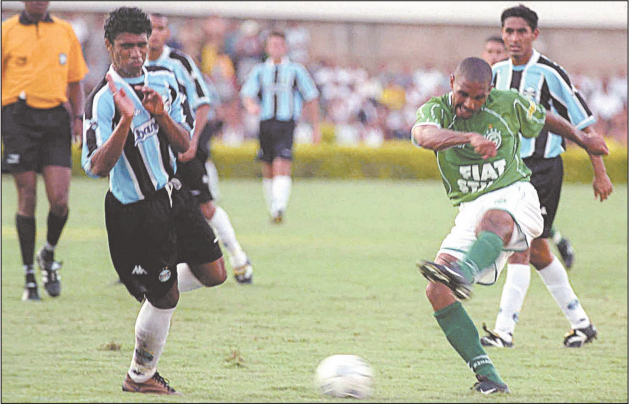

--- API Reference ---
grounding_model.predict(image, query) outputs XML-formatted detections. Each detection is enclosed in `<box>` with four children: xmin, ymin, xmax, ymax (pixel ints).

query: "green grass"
<box><xmin>1</xmin><ymin>175</ymin><xmax>627</xmax><ymax>403</ymax></box>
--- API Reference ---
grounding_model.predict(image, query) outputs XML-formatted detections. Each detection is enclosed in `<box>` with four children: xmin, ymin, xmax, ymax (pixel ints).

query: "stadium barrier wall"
<box><xmin>70</xmin><ymin>140</ymin><xmax>627</xmax><ymax>183</ymax></box>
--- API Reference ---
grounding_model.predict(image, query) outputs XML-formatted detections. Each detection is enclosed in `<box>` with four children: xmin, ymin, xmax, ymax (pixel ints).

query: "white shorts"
<box><xmin>437</xmin><ymin>181</ymin><xmax>543</xmax><ymax>285</ymax></box>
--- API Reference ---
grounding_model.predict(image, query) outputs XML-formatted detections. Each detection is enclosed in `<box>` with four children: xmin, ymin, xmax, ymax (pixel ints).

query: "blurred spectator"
<box><xmin>201</xmin><ymin>15</ymin><xmax>227</xmax><ymax>76</ymax></box>
<box><xmin>234</xmin><ymin>20</ymin><xmax>264</xmax><ymax>84</ymax></box>
<box><xmin>590</xmin><ymin>76</ymin><xmax>625</xmax><ymax>135</ymax></box>
<box><xmin>285</xmin><ymin>21</ymin><xmax>310</xmax><ymax>64</ymax></box>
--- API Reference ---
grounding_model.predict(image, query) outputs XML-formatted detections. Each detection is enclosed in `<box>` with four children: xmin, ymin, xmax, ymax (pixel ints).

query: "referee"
<box><xmin>2</xmin><ymin>1</ymin><xmax>88</xmax><ymax>301</ymax></box>
<box><xmin>240</xmin><ymin>29</ymin><xmax>320</xmax><ymax>224</ymax></box>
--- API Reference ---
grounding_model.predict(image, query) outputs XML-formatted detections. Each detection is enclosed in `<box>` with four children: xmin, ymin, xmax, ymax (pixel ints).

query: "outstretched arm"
<box><xmin>583</xmin><ymin>126</ymin><xmax>613</xmax><ymax>202</ymax></box>
<box><xmin>412</xmin><ymin>125</ymin><xmax>497</xmax><ymax>160</ymax></box>
<box><xmin>543</xmin><ymin>112</ymin><xmax>608</xmax><ymax>156</ymax></box>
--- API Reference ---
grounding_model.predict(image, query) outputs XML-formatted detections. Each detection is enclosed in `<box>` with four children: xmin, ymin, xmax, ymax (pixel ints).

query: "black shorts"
<box><xmin>105</xmin><ymin>181</ymin><xmax>222</xmax><ymax>302</ymax></box>
<box><xmin>198</xmin><ymin>120</ymin><xmax>223</xmax><ymax>158</ymax></box>
<box><xmin>256</xmin><ymin>119</ymin><xmax>296</xmax><ymax>163</ymax></box>
<box><xmin>175</xmin><ymin>157</ymin><xmax>213</xmax><ymax>204</ymax></box>
<box><xmin>524</xmin><ymin>156</ymin><xmax>563</xmax><ymax>239</ymax></box>
<box><xmin>1</xmin><ymin>101</ymin><xmax>72</xmax><ymax>173</ymax></box>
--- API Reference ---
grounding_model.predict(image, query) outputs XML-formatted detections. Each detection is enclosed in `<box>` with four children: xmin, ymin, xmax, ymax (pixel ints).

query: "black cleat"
<box><xmin>480</xmin><ymin>323</ymin><xmax>514</xmax><ymax>348</ymax></box>
<box><xmin>564</xmin><ymin>324</ymin><xmax>597</xmax><ymax>348</ymax></box>
<box><xmin>471</xmin><ymin>375</ymin><xmax>511</xmax><ymax>394</ymax></box>
<box><xmin>21</xmin><ymin>281</ymin><xmax>41</xmax><ymax>302</ymax></box>
<box><xmin>417</xmin><ymin>260</ymin><xmax>472</xmax><ymax>300</ymax></box>
<box><xmin>556</xmin><ymin>238</ymin><xmax>575</xmax><ymax>269</ymax></box>
<box><xmin>36</xmin><ymin>248</ymin><xmax>62</xmax><ymax>297</ymax></box>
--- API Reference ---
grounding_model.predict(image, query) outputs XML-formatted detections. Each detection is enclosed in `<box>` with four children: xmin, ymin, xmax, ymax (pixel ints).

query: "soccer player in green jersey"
<box><xmin>412</xmin><ymin>57</ymin><xmax>608</xmax><ymax>394</ymax></box>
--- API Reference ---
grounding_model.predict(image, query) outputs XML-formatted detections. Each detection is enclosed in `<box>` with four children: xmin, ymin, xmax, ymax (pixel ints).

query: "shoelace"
<box><xmin>152</xmin><ymin>372</ymin><xmax>176</xmax><ymax>393</ymax></box>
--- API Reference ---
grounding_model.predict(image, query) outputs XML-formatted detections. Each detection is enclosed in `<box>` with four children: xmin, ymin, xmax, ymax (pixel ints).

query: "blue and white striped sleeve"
<box><xmin>295</xmin><ymin>64</ymin><xmax>319</xmax><ymax>102</ymax></box>
<box><xmin>546</xmin><ymin>68</ymin><xmax>596</xmax><ymax>130</ymax></box>
<box><xmin>240</xmin><ymin>64</ymin><xmax>262</xmax><ymax>99</ymax></box>
<box><xmin>182</xmin><ymin>54</ymin><xmax>211</xmax><ymax>111</ymax></box>
<box><xmin>82</xmin><ymin>89</ymin><xmax>115</xmax><ymax>178</ymax></box>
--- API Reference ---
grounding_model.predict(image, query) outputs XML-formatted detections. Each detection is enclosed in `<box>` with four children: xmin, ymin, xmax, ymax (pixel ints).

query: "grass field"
<box><xmin>1</xmin><ymin>175</ymin><xmax>627</xmax><ymax>403</ymax></box>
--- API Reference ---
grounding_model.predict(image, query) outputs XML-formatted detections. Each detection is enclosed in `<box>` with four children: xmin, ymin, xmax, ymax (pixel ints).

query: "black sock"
<box><xmin>16</xmin><ymin>214</ymin><xmax>36</xmax><ymax>267</ymax></box>
<box><xmin>47</xmin><ymin>210</ymin><xmax>69</xmax><ymax>248</ymax></box>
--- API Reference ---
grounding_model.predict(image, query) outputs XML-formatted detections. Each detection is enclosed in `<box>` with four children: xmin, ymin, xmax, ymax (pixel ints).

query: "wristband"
<box><xmin>74</xmin><ymin>115</ymin><xmax>83</xmax><ymax>120</ymax></box>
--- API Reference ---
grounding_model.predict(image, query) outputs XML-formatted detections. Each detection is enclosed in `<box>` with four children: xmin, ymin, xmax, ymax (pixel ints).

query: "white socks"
<box><xmin>128</xmin><ymin>300</ymin><xmax>175</xmax><ymax>383</ymax></box>
<box><xmin>177</xmin><ymin>263</ymin><xmax>204</xmax><ymax>293</ymax></box>
<box><xmin>205</xmin><ymin>160</ymin><xmax>221</xmax><ymax>202</ymax></box>
<box><xmin>271</xmin><ymin>175</ymin><xmax>292</xmax><ymax>217</ymax></box>
<box><xmin>262</xmin><ymin>176</ymin><xmax>292</xmax><ymax>217</ymax></box>
<box><xmin>494</xmin><ymin>264</ymin><xmax>531</xmax><ymax>340</ymax></box>
<box><xmin>208</xmin><ymin>206</ymin><xmax>248</xmax><ymax>268</ymax></box>
<box><xmin>536</xmin><ymin>255</ymin><xmax>591</xmax><ymax>330</ymax></box>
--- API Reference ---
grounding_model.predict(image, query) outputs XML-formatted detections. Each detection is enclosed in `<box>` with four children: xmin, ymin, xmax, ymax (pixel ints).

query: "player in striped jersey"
<box><xmin>481</xmin><ymin>35</ymin><xmax>576</xmax><ymax>274</ymax></box>
<box><xmin>147</xmin><ymin>13</ymin><xmax>253</xmax><ymax>284</ymax></box>
<box><xmin>480</xmin><ymin>4</ymin><xmax>613</xmax><ymax>350</ymax></box>
<box><xmin>240</xmin><ymin>30</ymin><xmax>320</xmax><ymax>224</ymax></box>
<box><xmin>82</xmin><ymin>7</ymin><xmax>226</xmax><ymax>394</ymax></box>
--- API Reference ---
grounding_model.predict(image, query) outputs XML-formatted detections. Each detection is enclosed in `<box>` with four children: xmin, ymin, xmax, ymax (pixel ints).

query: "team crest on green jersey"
<box><xmin>484</xmin><ymin>126</ymin><xmax>502</xmax><ymax>149</ymax></box>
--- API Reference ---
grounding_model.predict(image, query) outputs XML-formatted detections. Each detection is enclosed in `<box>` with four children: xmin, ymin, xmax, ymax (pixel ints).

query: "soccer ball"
<box><xmin>314</xmin><ymin>354</ymin><xmax>374</xmax><ymax>399</ymax></box>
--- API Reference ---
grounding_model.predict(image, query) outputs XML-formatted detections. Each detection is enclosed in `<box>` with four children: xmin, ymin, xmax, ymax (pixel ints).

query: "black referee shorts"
<box><xmin>1</xmin><ymin>101</ymin><xmax>72</xmax><ymax>173</ymax></box>
<box><xmin>524</xmin><ymin>156</ymin><xmax>564</xmax><ymax>239</ymax></box>
<box><xmin>256</xmin><ymin>119</ymin><xmax>296</xmax><ymax>163</ymax></box>
<box><xmin>105</xmin><ymin>181</ymin><xmax>222</xmax><ymax>303</ymax></box>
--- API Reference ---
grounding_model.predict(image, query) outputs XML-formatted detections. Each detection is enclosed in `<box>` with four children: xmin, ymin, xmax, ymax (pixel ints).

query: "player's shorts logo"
<box><xmin>59</xmin><ymin>53</ymin><xmax>67</xmax><ymax>66</ymax></box>
<box><xmin>484</xmin><ymin>128</ymin><xmax>502</xmax><ymax>149</ymax></box>
<box><xmin>159</xmin><ymin>268</ymin><xmax>171</xmax><ymax>282</ymax></box>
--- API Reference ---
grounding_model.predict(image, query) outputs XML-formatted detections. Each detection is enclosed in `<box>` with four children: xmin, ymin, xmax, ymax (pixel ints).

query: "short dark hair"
<box><xmin>453</xmin><ymin>57</ymin><xmax>493</xmax><ymax>85</ymax></box>
<box><xmin>485</xmin><ymin>35</ymin><xmax>504</xmax><ymax>46</ymax></box>
<box><xmin>104</xmin><ymin>7</ymin><xmax>152</xmax><ymax>43</ymax></box>
<box><xmin>501</xmin><ymin>4</ymin><xmax>539</xmax><ymax>31</ymax></box>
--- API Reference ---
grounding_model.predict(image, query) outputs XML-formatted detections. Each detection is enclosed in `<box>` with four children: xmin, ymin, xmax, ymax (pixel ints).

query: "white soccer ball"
<box><xmin>314</xmin><ymin>354</ymin><xmax>374</xmax><ymax>399</ymax></box>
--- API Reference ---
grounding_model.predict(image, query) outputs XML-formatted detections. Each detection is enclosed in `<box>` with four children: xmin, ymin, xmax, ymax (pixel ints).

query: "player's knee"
<box><xmin>425</xmin><ymin>282</ymin><xmax>456</xmax><ymax>311</ymax></box>
<box><xmin>202</xmin><ymin>201</ymin><xmax>216</xmax><ymax>220</ymax></box>
<box><xmin>476</xmin><ymin>209</ymin><xmax>514</xmax><ymax>243</ymax></box>
<box><xmin>49</xmin><ymin>197</ymin><xmax>69</xmax><ymax>217</ymax></box>
<box><xmin>147</xmin><ymin>284</ymin><xmax>180</xmax><ymax>309</ymax></box>
<box><xmin>195</xmin><ymin>258</ymin><xmax>226</xmax><ymax>287</ymax></box>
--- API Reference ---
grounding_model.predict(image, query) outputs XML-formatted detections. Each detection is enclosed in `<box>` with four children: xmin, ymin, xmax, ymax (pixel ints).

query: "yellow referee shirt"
<box><xmin>1</xmin><ymin>11</ymin><xmax>88</xmax><ymax>109</ymax></box>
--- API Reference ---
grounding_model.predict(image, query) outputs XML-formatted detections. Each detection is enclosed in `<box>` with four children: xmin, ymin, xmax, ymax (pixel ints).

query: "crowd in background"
<box><xmin>5</xmin><ymin>10</ymin><xmax>626</xmax><ymax>147</ymax></box>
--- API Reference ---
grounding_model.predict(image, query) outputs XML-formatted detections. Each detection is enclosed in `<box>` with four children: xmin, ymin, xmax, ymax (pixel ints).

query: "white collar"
<box><xmin>106</xmin><ymin>64</ymin><xmax>149</xmax><ymax>106</ymax></box>
<box><xmin>508</xmin><ymin>48</ymin><xmax>541</xmax><ymax>71</ymax></box>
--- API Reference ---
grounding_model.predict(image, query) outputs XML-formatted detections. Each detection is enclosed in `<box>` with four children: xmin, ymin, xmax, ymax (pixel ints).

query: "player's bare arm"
<box><xmin>412</xmin><ymin>125</ymin><xmax>497</xmax><ymax>159</ymax></box>
<box><xmin>67</xmin><ymin>81</ymin><xmax>85</xmax><ymax>146</ymax></box>
<box><xmin>543</xmin><ymin>112</ymin><xmax>609</xmax><ymax>156</ymax></box>
<box><xmin>89</xmin><ymin>75</ymin><xmax>135</xmax><ymax>177</ymax></box>
<box><xmin>242</xmin><ymin>97</ymin><xmax>261</xmax><ymax>115</ymax></box>
<box><xmin>136</xmin><ymin>85</ymin><xmax>190</xmax><ymax>154</ymax></box>
<box><xmin>583</xmin><ymin>126</ymin><xmax>614</xmax><ymax>202</ymax></box>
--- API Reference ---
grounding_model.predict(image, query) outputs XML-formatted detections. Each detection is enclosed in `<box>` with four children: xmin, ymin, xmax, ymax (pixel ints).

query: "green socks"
<box><xmin>458</xmin><ymin>231</ymin><xmax>505</xmax><ymax>282</ymax></box>
<box><xmin>434</xmin><ymin>302</ymin><xmax>505</xmax><ymax>385</ymax></box>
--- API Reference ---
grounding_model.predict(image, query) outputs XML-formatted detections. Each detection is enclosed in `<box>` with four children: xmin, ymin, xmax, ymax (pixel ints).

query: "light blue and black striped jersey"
<box><xmin>145</xmin><ymin>45</ymin><xmax>218</xmax><ymax>117</ymax></box>
<box><xmin>492</xmin><ymin>49</ymin><xmax>595</xmax><ymax>160</ymax></box>
<box><xmin>81</xmin><ymin>65</ymin><xmax>194</xmax><ymax>204</ymax></box>
<box><xmin>240</xmin><ymin>57</ymin><xmax>319</xmax><ymax>122</ymax></box>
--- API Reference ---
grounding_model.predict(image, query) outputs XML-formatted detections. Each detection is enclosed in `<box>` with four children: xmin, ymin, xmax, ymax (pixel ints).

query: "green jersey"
<box><xmin>413</xmin><ymin>88</ymin><xmax>546</xmax><ymax>206</ymax></box>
